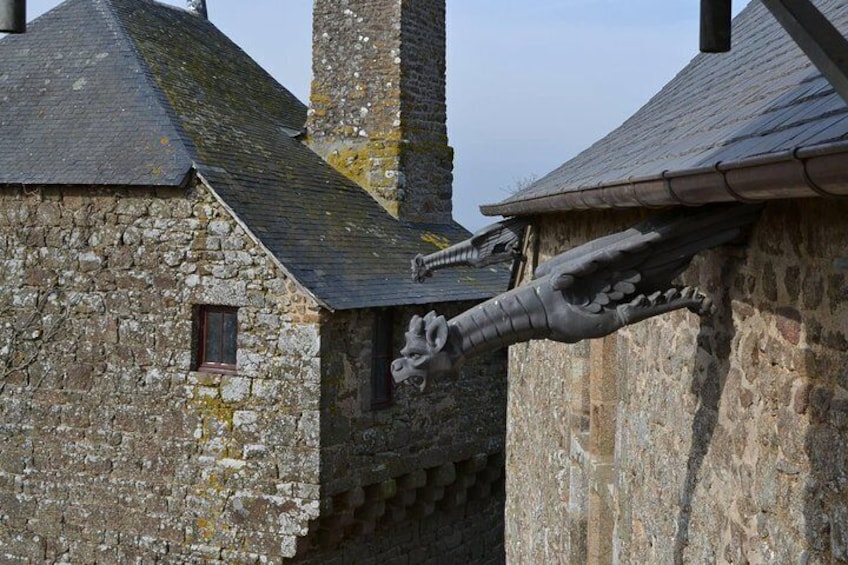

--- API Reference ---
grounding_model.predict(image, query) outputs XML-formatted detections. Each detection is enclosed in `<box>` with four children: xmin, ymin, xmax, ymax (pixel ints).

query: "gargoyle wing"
<box><xmin>542</xmin><ymin>204</ymin><xmax>762</xmax><ymax>312</ymax></box>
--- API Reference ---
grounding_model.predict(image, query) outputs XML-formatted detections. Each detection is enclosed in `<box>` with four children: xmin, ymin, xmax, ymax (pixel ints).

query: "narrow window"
<box><xmin>197</xmin><ymin>306</ymin><xmax>238</xmax><ymax>373</ymax></box>
<box><xmin>371</xmin><ymin>308</ymin><xmax>394</xmax><ymax>408</ymax></box>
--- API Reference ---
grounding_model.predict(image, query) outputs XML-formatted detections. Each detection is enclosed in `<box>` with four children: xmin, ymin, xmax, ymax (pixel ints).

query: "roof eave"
<box><xmin>482</xmin><ymin>140</ymin><xmax>848</xmax><ymax>217</ymax></box>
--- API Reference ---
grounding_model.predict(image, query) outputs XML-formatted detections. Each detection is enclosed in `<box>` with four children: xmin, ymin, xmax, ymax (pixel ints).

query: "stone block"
<box><xmin>221</xmin><ymin>377</ymin><xmax>250</xmax><ymax>403</ymax></box>
<box><xmin>589</xmin><ymin>402</ymin><xmax>617</xmax><ymax>458</ymax></box>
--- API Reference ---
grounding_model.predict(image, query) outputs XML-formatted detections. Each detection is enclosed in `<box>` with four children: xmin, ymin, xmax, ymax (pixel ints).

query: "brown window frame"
<box><xmin>196</xmin><ymin>305</ymin><xmax>239</xmax><ymax>374</ymax></box>
<box><xmin>371</xmin><ymin>308</ymin><xmax>394</xmax><ymax>409</ymax></box>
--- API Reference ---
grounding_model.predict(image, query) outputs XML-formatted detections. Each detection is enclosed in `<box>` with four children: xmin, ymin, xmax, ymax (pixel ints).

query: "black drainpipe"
<box><xmin>0</xmin><ymin>0</ymin><xmax>25</xmax><ymax>33</ymax></box>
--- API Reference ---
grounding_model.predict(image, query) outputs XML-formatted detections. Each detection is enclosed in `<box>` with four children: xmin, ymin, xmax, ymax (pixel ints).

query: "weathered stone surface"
<box><xmin>317</xmin><ymin>305</ymin><xmax>507</xmax><ymax>494</ymax></box>
<box><xmin>307</xmin><ymin>0</ymin><xmax>453</xmax><ymax>223</ymax></box>
<box><xmin>0</xmin><ymin>180</ymin><xmax>506</xmax><ymax>563</ymax></box>
<box><xmin>506</xmin><ymin>200</ymin><xmax>848</xmax><ymax>564</ymax></box>
<box><xmin>0</xmin><ymin>182</ymin><xmax>323</xmax><ymax>561</ymax></box>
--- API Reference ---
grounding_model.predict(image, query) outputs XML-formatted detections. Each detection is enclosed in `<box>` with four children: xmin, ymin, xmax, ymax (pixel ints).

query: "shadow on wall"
<box><xmin>668</xmin><ymin>200</ymin><xmax>848</xmax><ymax>562</ymax></box>
<box><xmin>802</xmin><ymin>270</ymin><xmax>848</xmax><ymax>561</ymax></box>
<box><xmin>672</xmin><ymin>257</ymin><xmax>738</xmax><ymax>565</ymax></box>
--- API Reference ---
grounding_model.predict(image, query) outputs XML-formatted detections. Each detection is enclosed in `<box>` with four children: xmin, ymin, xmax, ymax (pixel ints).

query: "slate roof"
<box><xmin>484</xmin><ymin>0</ymin><xmax>848</xmax><ymax>216</ymax></box>
<box><xmin>0</xmin><ymin>0</ymin><xmax>506</xmax><ymax>310</ymax></box>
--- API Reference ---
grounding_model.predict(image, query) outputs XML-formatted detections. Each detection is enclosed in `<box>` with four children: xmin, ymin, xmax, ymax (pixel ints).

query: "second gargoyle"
<box><xmin>392</xmin><ymin>204</ymin><xmax>762</xmax><ymax>391</ymax></box>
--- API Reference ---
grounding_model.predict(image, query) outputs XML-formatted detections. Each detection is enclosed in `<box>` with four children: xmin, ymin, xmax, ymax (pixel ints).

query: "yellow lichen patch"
<box><xmin>383</xmin><ymin>200</ymin><xmax>400</xmax><ymax>217</ymax></box>
<box><xmin>309</xmin><ymin>89</ymin><xmax>331</xmax><ymax>106</ymax></box>
<box><xmin>326</xmin><ymin>147</ymin><xmax>369</xmax><ymax>187</ymax></box>
<box><xmin>195</xmin><ymin>392</ymin><xmax>235</xmax><ymax>430</ymax></box>
<box><xmin>421</xmin><ymin>232</ymin><xmax>451</xmax><ymax>250</ymax></box>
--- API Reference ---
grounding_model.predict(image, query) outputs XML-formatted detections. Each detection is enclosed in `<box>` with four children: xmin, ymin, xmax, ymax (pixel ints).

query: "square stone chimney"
<box><xmin>307</xmin><ymin>0</ymin><xmax>453</xmax><ymax>225</ymax></box>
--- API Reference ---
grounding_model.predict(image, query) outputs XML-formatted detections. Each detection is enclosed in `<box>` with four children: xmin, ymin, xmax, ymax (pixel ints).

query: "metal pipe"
<box><xmin>0</xmin><ymin>0</ymin><xmax>25</xmax><ymax>34</ymax></box>
<box><xmin>700</xmin><ymin>0</ymin><xmax>732</xmax><ymax>53</ymax></box>
<box><xmin>480</xmin><ymin>142</ymin><xmax>848</xmax><ymax>216</ymax></box>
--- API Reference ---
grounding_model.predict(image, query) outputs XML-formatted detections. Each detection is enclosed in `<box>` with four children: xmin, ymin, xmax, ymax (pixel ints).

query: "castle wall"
<box><xmin>293</xmin><ymin>492</ymin><xmax>504</xmax><ymax>565</ymax></box>
<box><xmin>505</xmin><ymin>199</ymin><xmax>848</xmax><ymax>564</ymax></box>
<box><xmin>0</xmin><ymin>181</ymin><xmax>323</xmax><ymax>563</ymax></box>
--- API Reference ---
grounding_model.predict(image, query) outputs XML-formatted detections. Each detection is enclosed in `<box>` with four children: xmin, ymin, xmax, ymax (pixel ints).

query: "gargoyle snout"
<box><xmin>391</xmin><ymin>358</ymin><xmax>428</xmax><ymax>392</ymax></box>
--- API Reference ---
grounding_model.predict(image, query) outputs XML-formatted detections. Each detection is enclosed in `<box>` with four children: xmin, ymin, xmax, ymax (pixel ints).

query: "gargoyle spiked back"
<box><xmin>392</xmin><ymin>204</ymin><xmax>762</xmax><ymax>390</ymax></box>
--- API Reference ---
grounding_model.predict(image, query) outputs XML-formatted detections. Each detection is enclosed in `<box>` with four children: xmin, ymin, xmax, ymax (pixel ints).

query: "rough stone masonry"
<box><xmin>505</xmin><ymin>199</ymin><xmax>848</xmax><ymax>564</ymax></box>
<box><xmin>0</xmin><ymin>180</ymin><xmax>508</xmax><ymax>563</ymax></box>
<box><xmin>307</xmin><ymin>0</ymin><xmax>454</xmax><ymax>224</ymax></box>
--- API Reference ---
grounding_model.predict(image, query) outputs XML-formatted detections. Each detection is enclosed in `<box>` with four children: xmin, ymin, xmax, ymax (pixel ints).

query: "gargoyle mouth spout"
<box><xmin>391</xmin><ymin>359</ymin><xmax>428</xmax><ymax>392</ymax></box>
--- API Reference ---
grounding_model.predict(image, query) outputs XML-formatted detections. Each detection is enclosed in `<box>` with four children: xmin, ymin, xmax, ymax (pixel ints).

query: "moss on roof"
<box><xmin>0</xmin><ymin>0</ymin><xmax>507</xmax><ymax>309</ymax></box>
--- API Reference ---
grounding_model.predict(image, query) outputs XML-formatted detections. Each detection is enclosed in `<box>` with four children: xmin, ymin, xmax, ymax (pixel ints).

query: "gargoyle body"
<box><xmin>412</xmin><ymin>218</ymin><xmax>526</xmax><ymax>283</ymax></box>
<box><xmin>392</xmin><ymin>204</ymin><xmax>762</xmax><ymax>390</ymax></box>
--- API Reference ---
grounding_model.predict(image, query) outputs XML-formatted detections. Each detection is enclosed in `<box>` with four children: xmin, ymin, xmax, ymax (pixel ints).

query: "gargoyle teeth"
<box><xmin>647</xmin><ymin>291</ymin><xmax>662</xmax><ymax>305</ymax></box>
<box><xmin>681</xmin><ymin>286</ymin><xmax>695</xmax><ymax>299</ymax></box>
<box><xmin>664</xmin><ymin>288</ymin><xmax>679</xmax><ymax>301</ymax></box>
<box><xmin>629</xmin><ymin>295</ymin><xmax>647</xmax><ymax>307</ymax></box>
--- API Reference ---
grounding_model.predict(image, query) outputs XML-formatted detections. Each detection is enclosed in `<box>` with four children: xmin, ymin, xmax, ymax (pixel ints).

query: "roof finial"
<box><xmin>186</xmin><ymin>0</ymin><xmax>207</xmax><ymax>19</ymax></box>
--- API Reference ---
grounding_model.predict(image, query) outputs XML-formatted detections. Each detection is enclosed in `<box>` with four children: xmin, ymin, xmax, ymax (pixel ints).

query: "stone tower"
<box><xmin>307</xmin><ymin>0</ymin><xmax>453</xmax><ymax>224</ymax></box>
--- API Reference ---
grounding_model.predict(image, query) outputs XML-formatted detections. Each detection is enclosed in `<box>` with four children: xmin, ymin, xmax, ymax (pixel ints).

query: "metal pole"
<box><xmin>0</xmin><ymin>0</ymin><xmax>25</xmax><ymax>34</ymax></box>
<box><xmin>760</xmin><ymin>0</ymin><xmax>848</xmax><ymax>106</ymax></box>
<box><xmin>701</xmin><ymin>0</ymin><xmax>732</xmax><ymax>53</ymax></box>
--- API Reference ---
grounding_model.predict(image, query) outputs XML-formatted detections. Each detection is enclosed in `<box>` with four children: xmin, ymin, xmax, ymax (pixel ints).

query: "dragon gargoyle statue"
<box><xmin>392</xmin><ymin>204</ymin><xmax>762</xmax><ymax>391</ymax></box>
<box><xmin>411</xmin><ymin>218</ymin><xmax>527</xmax><ymax>283</ymax></box>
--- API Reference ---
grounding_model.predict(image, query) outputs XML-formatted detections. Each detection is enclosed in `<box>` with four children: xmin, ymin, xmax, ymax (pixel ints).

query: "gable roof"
<box><xmin>0</xmin><ymin>0</ymin><xmax>506</xmax><ymax>310</ymax></box>
<box><xmin>484</xmin><ymin>0</ymin><xmax>848</xmax><ymax>217</ymax></box>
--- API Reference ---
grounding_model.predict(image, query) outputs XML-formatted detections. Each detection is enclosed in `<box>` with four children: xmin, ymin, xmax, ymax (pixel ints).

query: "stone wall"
<box><xmin>0</xmin><ymin>181</ymin><xmax>324</xmax><ymax>562</ymax></box>
<box><xmin>319</xmin><ymin>305</ymin><xmax>507</xmax><ymax>493</ymax></box>
<box><xmin>299</xmin><ymin>304</ymin><xmax>508</xmax><ymax>559</ymax></box>
<box><xmin>505</xmin><ymin>199</ymin><xmax>848</xmax><ymax>564</ymax></box>
<box><xmin>307</xmin><ymin>0</ymin><xmax>453</xmax><ymax>223</ymax></box>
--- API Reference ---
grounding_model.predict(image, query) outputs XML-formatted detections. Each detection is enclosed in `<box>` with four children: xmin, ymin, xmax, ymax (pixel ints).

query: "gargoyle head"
<box><xmin>391</xmin><ymin>311</ymin><xmax>453</xmax><ymax>391</ymax></box>
<box><xmin>411</xmin><ymin>253</ymin><xmax>432</xmax><ymax>283</ymax></box>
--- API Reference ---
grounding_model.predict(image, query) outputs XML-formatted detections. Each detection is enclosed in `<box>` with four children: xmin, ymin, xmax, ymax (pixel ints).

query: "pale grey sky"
<box><xmin>23</xmin><ymin>0</ymin><xmax>745</xmax><ymax>229</ymax></box>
